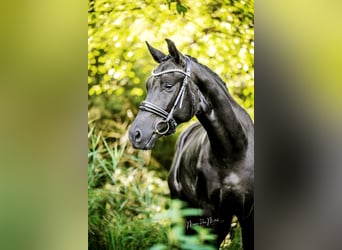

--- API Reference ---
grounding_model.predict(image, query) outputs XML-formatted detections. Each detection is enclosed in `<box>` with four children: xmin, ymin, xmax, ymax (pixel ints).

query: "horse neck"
<box><xmin>191</xmin><ymin>61</ymin><xmax>249</xmax><ymax>161</ymax></box>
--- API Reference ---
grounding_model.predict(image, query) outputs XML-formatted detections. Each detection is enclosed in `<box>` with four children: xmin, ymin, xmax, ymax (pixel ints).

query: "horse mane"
<box><xmin>186</xmin><ymin>55</ymin><xmax>239</xmax><ymax>106</ymax></box>
<box><xmin>186</xmin><ymin>55</ymin><xmax>229</xmax><ymax>90</ymax></box>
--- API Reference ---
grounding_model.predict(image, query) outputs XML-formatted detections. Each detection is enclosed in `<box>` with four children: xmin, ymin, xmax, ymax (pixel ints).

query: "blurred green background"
<box><xmin>88</xmin><ymin>0</ymin><xmax>253</xmax><ymax>249</ymax></box>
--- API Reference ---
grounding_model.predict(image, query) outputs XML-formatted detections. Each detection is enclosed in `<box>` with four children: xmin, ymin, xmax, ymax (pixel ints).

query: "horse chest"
<box><xmin>198</xmin><ymin>164</ymin><xmax>241</xmax><ymax>196</ymax></box>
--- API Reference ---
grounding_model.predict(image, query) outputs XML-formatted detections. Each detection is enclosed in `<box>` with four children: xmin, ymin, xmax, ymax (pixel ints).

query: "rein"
<box><xmin>139</xmin><ymin>56</ymin><xmax>191</xmax><ymax>135</ymax></box>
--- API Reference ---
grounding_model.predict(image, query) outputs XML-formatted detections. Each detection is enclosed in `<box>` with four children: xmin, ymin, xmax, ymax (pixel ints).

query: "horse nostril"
<box><xmin>134</xmin><ymin>129</ymin><xmax>142</xmax><ymax>142</ymax></box>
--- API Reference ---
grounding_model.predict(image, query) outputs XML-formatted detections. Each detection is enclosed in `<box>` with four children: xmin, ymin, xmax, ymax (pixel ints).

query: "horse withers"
<box><xmin>128</xmin><ymin>39</ymin><xmax>254</xmax><ymax>249</ymax></box>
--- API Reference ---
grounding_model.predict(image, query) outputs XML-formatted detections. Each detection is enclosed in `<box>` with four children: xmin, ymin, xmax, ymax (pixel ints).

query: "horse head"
<box><xmin>129</xmin><ymin>39</ymin><xmax>201</xmax><ymax>149</ymax></box>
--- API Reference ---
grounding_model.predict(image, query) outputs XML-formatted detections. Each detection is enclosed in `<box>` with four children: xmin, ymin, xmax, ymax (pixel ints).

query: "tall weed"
<box><xmin>88</xmin><ymin>128</ymin><xmax>242</xmax><ymax>249</ymax></box>
<box><xmin>88</xmin><ymin>128</ymin><xmax>169</xmax><ymax>249</ymax></box>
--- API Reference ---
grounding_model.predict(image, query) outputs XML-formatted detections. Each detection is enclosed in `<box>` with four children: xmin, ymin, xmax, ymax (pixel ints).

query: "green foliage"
<box><xmin>88</xmin><ymin>128</ymin><xmax>170</xmax><ymax>249</ymax></box>
<box><xmin>220</xmin><ymin>218</ymin><xmax>243</xmax><ymax>250</ymax></box>
<box><xmin>166</xmin><ymin>0</ymin><xmax>188</xmax><ymax>16</ymax></box>
<box><xmin>227</xmin><ymin>224</ymin><xmax>243</xmax><ymax>250</ymax></box>
<box><xmin>88</xmin><ymin>129</ymin><xmax>242</xmax><ymax>249</ymax></box>
<box><xmin>151</xmin><ymin>200</ymin><xmax>217</xmax><ymax>250</ymax></box>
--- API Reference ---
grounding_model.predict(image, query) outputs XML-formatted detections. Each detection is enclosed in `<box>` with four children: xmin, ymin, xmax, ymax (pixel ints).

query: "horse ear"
<box><xmin>146</xmin><ymin>41</ymin><xmax>166</xmax><ymax>63</ymax></box>
<box><xmin>165</xmin><ymin>38</ymin><xmax>185</xmax><ymax>65</ymax></box>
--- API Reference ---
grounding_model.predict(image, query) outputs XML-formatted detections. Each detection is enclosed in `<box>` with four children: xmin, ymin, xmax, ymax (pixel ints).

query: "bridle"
<box><xmin>139</xmin><ymin>56</ymin><xmax>192</xmax><ymax>135</ymax></box>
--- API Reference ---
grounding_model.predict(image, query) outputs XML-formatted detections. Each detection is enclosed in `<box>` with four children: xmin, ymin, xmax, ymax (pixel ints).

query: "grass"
<box><xmin>88</xmin><ymin>127</ymin><xmax>169</xmax><ymax>249</ymax></box>
<box><xmin>88</xmin><ymin>127</ymin><xmax>242</xmax><ymax>250</ymax></box>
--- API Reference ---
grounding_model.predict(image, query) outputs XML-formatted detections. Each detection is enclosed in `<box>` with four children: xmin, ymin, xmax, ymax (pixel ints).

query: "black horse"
<box><xmin>129</xmin><ymin>39</ymin><xmax>254</xmax><ymax>249</ymax></box>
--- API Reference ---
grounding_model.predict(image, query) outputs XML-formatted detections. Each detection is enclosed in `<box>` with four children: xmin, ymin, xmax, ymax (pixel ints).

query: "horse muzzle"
<box><xmin>128</xmin><ymin>107</ymin><xmax>178</xmax><ymax>149</ymax></box>
<box><xmin>128</xmin><ymin>120</ymin><xmax>160</xmax><ymax>150</ymax></box>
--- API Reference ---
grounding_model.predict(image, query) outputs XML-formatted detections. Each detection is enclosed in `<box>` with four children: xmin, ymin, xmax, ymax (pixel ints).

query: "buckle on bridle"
<box><xmin>154</xmin><ymin>120</ymin><xmax>169</xmax><ymax>135</ymax></box>
<box><xmin>154</xmin><ymin>118</ymin><xmax>177</xmax><ymax>135</ymax></box>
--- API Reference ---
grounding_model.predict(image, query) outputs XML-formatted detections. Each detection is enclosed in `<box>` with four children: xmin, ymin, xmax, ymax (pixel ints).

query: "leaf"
<box><xmin>176</xmin><ymin>3</ymin><xmax>187</xmax><ymax>15</ymax></box>
<box><xmin>150</xmin><ymin>243</ymin><xmax>167</xmax><ymax>250</ymax></box>
<box><xmin>181</xmin><ymin>207</ymin><xmax>202</xmax><ymax>216</ymax></box>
